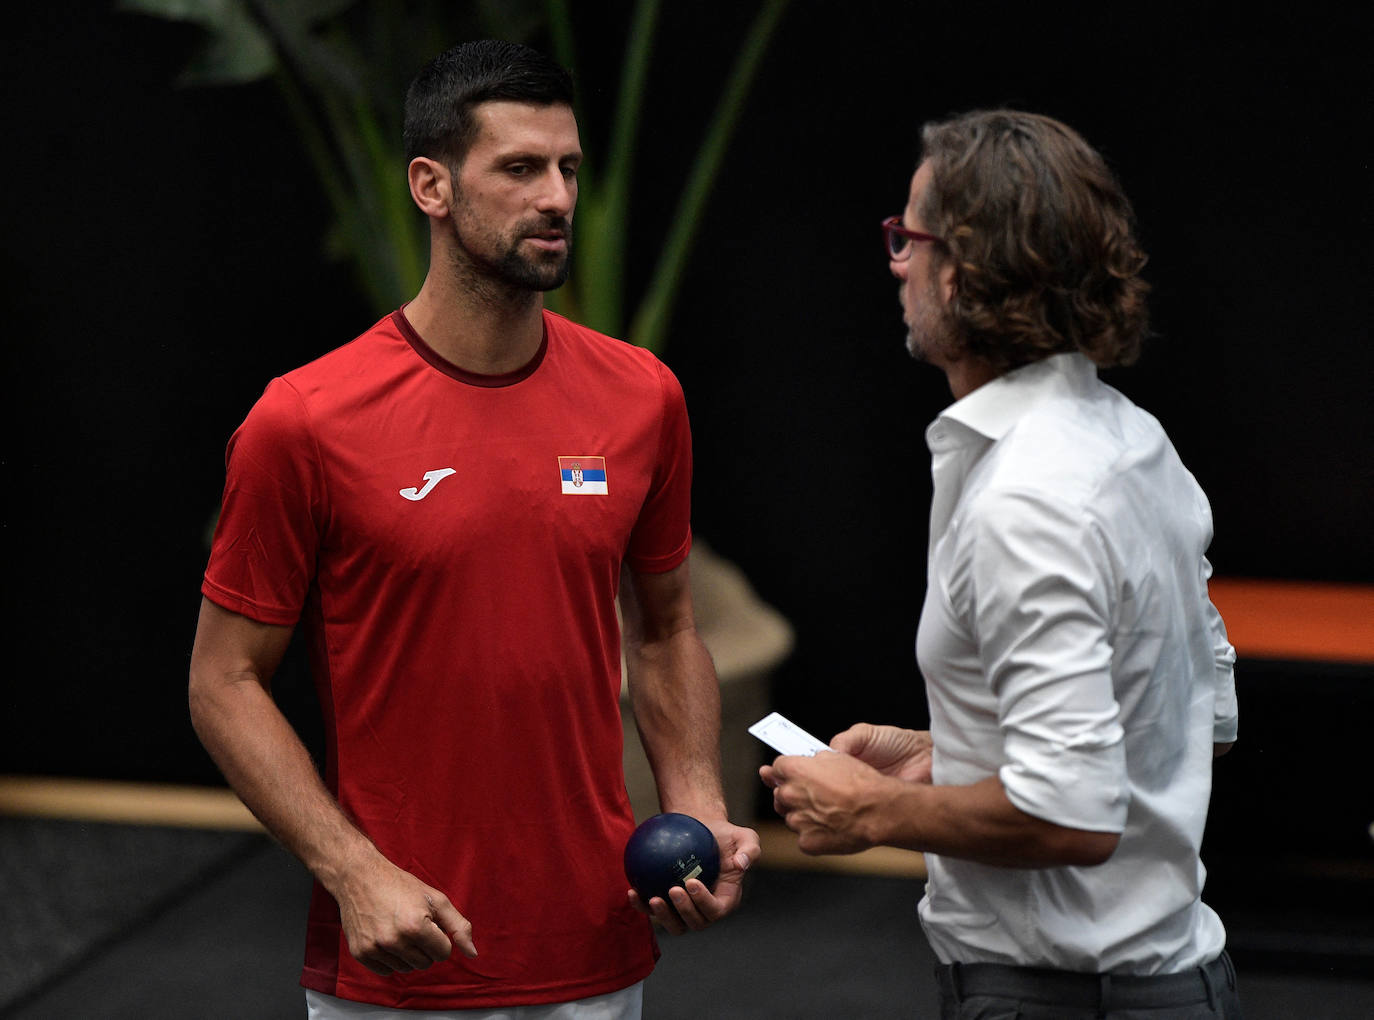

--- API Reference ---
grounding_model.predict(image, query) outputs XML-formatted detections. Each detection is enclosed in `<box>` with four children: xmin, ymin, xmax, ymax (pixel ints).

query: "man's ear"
<box><xmin>408</xmin><ymin>157</ymin><xmax>453</xmax><ymax>219</ymax></box>
<box><xmin>938</xmin><ymin>259</ymin><xmax>957</xmax><ymax>304</ymax></box>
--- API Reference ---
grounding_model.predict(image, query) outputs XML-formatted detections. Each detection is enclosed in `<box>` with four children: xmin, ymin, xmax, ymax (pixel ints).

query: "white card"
<box><xmin>749</xmin><ymin>712</ymin><xmax>830</xmax><ymax>757</ymax></box>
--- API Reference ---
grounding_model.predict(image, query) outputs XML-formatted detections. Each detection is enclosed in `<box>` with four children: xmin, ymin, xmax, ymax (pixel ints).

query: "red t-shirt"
<box><xmin>203</xmin><ymin>308</ymin><xmax>692</xmax><ymax>1008</ymax></box>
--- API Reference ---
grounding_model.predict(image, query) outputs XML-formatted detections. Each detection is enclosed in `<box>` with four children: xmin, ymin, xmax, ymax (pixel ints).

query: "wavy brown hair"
<box><xmin>918</xmin><ymin>110</ymin><xmax>1150</xmax><ymax>371</ymax></box>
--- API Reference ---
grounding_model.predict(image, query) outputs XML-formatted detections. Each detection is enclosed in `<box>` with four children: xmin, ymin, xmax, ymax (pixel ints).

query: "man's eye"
<box><xmin>561</xmin><ymin>165</ymin><xmax>578</xmax><ymax>179</ymax></box>
<box><xmin>507</xmin><ymin>165</ymin><xmax>530</xmax><ymax>176</ymax></box>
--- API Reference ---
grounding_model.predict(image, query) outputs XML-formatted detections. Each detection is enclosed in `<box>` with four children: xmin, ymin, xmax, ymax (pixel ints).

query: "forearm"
<box><xmin>189</xmin><ymin>670</ymin><xmax>379</xmax><ymax>890</ymax></box>
<box><xmin>626</xmin><ymin>627</ymin><xmax>727</xmax><ymax>818</ymax></box>
<box><xmin>864</xmin><ymin>773</ymin><xmax>1119</xmax><ymax>868</ymax></box>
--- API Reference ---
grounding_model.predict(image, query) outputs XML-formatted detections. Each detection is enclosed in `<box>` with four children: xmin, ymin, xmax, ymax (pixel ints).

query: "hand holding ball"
<box><xmin>624</xmin><ymin>813</ymin><xmax>720</xmax><ymax>902</ymax></box>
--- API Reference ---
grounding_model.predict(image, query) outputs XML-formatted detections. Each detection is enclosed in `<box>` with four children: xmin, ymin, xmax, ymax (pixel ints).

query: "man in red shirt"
<box><xmin>190</xmin><ymin>39</ymin><xmax>759</xmax><ymax>1018</ymax></box>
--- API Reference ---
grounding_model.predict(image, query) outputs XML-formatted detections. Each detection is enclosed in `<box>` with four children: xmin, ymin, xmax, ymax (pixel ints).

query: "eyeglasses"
<box><xmin>882</xmin><ymin>216</ymin><xmax>944</xmax><ymax>261</ymax></box>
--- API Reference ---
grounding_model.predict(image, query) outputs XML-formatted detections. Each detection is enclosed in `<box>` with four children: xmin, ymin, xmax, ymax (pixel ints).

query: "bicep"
<box><xmin>621</xmin><ymin>559</ymin><xmax>695</xmax><ymax>649</ymax></box>
<box><xmin>190</xmin><ymin>597</ymin><xmax>295</xmax><ymax>694</ymax></box>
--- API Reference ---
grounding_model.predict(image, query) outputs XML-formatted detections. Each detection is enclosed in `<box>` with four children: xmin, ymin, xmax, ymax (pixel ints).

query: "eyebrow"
<box><xmin>493</xmin><ymin>146</ymin><xmax>582</xmax><ymax>163</ymax></box>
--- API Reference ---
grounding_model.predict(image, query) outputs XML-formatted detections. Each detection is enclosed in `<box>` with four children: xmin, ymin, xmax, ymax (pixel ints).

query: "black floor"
<box><xmin>3</xmin><ymin>818</ymin><xmax>1372</xmax><ymax>1019</ymax></box>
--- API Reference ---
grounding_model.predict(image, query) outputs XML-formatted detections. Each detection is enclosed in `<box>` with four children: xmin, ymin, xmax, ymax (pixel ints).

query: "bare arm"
<box><xmin>761</xmin><ymin>730</ymin><xmax>1119</xmax><ymax>868</ymax></box>
<box><xmin>188</xmin><ymin>597</ymin><xmax>476</xmax><ymax>971</ymax></box>
<box><xmin>620</xmin><ymin>560</ymin><xmax>761</xmax><ymax>932</ymax></box>
<box><xmin>621</xmin><ymin>561</ymin><xmax>725</xmax><ymax>818</ymax></box>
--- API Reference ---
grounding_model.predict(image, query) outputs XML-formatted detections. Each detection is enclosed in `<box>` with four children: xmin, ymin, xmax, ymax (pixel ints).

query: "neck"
<box><xmin>943</xmin><ymin>355</ymin><xmax>1000</xmax><ymax>401</ymax></box>
<box><xmin>405</xmin><ymin>267</ymin><xmax>545</xmax><ymax>376</ymax></box>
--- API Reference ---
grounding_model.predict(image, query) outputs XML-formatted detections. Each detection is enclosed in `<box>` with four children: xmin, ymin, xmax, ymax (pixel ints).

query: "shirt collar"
<box><xmin>927</xmin><ymin>352</ymin><xmax>1097</xmax><ymax>451</ymax></box>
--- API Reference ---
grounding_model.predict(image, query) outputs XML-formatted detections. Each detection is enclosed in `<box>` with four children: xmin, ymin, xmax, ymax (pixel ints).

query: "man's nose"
<box><xmin>536</xmin><ymin>169</ymin><xmax>576</xmax><ymax>216</ymax></box>
<box><xmin>889</xmin><ymin>256</ymin><xmax>908</xmax><ymax>281</ymax></box>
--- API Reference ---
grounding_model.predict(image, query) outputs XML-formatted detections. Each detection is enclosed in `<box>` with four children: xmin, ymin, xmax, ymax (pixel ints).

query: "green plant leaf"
<box><xmin>629</xmin><ymin>0</ymin><xmax>789</xmax><ymax>352</ymax></box>
<box><xmin>580</xmin><ymin>0</ymin><xmax>660</xmax><ymax>337</ymax></box>
<box><xmin>119</xmin><ymin>0</ymin><xmax>277</xmax><ymax>83</ymax></box>
<box><xmin>118</xmin><ymin>0</ymin><xmax>241</xmax><ymax>24</ymax></box>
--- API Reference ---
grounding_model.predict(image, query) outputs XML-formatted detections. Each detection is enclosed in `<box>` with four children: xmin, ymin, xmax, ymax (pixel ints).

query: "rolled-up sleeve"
<box><xmin>962</xmin><ymin>488</ymin><xmax>1129</xmax><ymax>833</ymax></box>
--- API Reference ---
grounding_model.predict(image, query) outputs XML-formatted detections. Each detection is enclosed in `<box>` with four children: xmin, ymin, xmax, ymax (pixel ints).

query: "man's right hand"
<box><xmin>335</xmin><ymin>854</ymin><xmax>478</xmax><ymax>975</ymax></box>
<box><xmin>830</xmin><ymin>723</ymin><xmax>934</xmax><ymax>784</ymax></box>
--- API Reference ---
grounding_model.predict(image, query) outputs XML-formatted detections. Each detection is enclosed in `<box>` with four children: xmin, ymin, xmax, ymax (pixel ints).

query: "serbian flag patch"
<box><xmin>559</xmin><ymin>456</ymin><xmax>608</xmax><ymax>495</ymax></box>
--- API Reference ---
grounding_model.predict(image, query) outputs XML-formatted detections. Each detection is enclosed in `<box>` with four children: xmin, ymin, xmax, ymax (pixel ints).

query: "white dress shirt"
<box><xmin>916</xmin><ymin>352</ymin><xmax>1238</xmax><ymax>974</ymax></box>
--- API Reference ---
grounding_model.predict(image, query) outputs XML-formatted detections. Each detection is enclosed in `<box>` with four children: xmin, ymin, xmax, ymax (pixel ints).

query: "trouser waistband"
<box><xmin>937</xmin><ymin>951</ymin><xmax>1237</xmax><ymax>1012</ymax></box>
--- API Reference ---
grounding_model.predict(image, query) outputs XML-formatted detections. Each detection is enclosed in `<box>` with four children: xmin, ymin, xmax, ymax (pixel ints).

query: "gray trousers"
<box><xmin>935</xmin><ymin>952</ymin><xmax>1243</xmax><ymax>1019</ymax></box>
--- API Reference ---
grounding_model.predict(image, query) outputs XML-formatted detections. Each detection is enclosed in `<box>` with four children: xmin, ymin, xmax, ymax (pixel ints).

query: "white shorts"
<box><xmin>305</xmin><ymin>982</ymin><xmax>643</xmax><ymax>1020</ymax></box>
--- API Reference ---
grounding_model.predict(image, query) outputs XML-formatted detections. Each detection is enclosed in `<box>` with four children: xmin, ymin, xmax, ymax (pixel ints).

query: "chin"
<box><xmin>535</xmin><ymin>260</ymin><xmax>572</xmax><ymax>291</ymax></box>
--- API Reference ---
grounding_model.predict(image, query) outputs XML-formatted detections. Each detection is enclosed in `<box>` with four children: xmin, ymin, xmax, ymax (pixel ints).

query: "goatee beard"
<box><xmin>449</xmin><ymin>216</ymin><xmax>574</xmax><ymax>295</ymax></box>
<box><xmin>502</xmin><ymin>216</ymin><xmax>573</xmax><ymax>292</ymax></box>
<box><xmin>496</xmin><ymin>246</ymin><xmax>571</xmax><ymax>291</ymax></box>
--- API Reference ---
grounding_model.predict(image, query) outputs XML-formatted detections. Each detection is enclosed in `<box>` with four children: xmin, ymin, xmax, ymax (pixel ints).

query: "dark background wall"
<box><xmin>4</xmin><ymin>2</ymin><xmax>1370</xmax><ymax>789</ymax></box>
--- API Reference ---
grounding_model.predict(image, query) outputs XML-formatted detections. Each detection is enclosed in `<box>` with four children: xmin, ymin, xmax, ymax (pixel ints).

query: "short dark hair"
<box><xmin>918</xmin><ymin>110</ymin><xmax>1150</xmax><ymax>371</ymax></box>
<box><xmin>403</xmin><ymin>40</ymin><xmax>575</xmax><ymax>166</ymax></box>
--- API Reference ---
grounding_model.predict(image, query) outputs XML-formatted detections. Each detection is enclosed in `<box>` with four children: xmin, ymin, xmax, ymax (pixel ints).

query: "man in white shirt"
<box><xmin>762</xmin><ymin>110</ymin><xmax>1242</xmax><ymax>1018</ymax></box>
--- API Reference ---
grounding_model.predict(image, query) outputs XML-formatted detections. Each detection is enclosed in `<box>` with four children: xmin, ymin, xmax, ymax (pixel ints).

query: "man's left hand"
<box><xmin>628</xmin><ymin>819</ymin><xmax>760</xmax><ymax>935</ymax></box>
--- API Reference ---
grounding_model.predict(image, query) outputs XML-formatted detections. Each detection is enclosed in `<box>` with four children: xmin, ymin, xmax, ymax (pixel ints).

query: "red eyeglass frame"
<box><xmin>882</xmin><ymin>215</ymin><xmax>945</xmax><ymax>260</ymax></box>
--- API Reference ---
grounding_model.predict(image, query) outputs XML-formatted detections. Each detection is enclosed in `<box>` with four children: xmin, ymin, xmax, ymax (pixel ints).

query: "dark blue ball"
<box><xmin>624</xmin><ymin>812</ymin><xmax>721</xmax><ymax>902</ymax></box>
